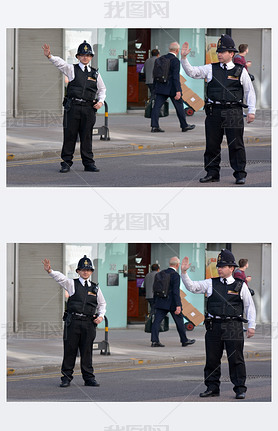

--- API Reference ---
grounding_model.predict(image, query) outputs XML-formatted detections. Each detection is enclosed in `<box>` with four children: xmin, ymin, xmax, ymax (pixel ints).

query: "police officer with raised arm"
<box><xmin>181</xmin><ymin>35</ymin><xmax>256</xmax><ymax>184</ymax></box>
<box><xmin>181</xmin><ymin>249</ymin><xmax>256</xmax><ymax>399</ymax></box>
<box><xmin>42</xmin><ymin>41</ymin><xmax>106</xmax><ymax>173</ymax></box>
<box><xmin>43</xmin><ymin>255</ymin><xmax>106</xmax><ymax>388</ymax></box>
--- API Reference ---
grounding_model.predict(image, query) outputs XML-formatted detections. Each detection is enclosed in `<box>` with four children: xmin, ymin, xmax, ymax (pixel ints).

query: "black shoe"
<box><xmin>84</xmin><ymin>379</ymin><xmax>100</xmax><ymax>387</ymax></box>
<box><xmin>182</xmin><ymin>339</ymin><xmax>196</xmax><ymax>346</ymax></box>
<box><xmin>84</xmin><ymin>165</ymin><xmax>100</xmax><ymax>172</ymax></box>
<box><xmin>60</xmin><ymin>165</ymin><xmax>70</xmax><ymax>173</ymax></box>
<box><xmin>236</xmin><ymin>178</ymin><xmax>246</xmax><ymax>185</ymax></box>
<box><xmin>236</xmin><ymin>392</ymin><xmax>246</xmax><ymax>399</ymax></box>
<box><xmin>199</xmin><ymin>389</ymin><xmax>220</xmax><ymax>398</ymax></box>
<box><xmin>60</xmin><ymin>380</ymin><xmax>71</xmax><ymax>388</ymax></box>
<box><xmin>182</xmin><ymin>125</ymin><xmax>195</xmax><ymax>132</ymax></box>
<box><xmin>151</xmin><ymin>342</ymin><xmax>165</xmax><ymax>347</ymax></box>
<box><xmin>199</xmin><ymin>175</ymin><xmax>220</xmax><ymax>183</ymax></box>
<box><xmin>151</xmin><ymin>127</ymin><xmax>165</xmax><ymax>133</ymax></box>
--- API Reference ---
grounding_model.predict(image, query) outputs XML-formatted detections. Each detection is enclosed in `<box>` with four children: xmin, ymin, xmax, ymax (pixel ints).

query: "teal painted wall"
<box><xmin>97</xmin><ymin>243</ymin><xmax>128</xmax><ymax>328</ymax></box>
<box><xmin>179</xmin><ymin>28</ymin><xmax>206</xmax><ymax>105</ymax></box>
<box><xmin>97</xmin><ymin>29</ymin><xmax>128</xmax><ymax>114</ymax></box>
<box><xmin>179</xmin><ymin>243</ymin><xmax>206</xmax><ymax>320</ymax></box>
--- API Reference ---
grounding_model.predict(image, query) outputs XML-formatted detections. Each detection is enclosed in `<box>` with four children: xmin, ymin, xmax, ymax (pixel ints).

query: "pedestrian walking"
<box><xmin>234</xmin><ymin>44</ymin><xmax>252</xmax><ymax>71</ymax></box>
<box><xmin>151</xmin><ymin>256</ymin><xmax>195</xmax><ymax>347</ymax></box>
<box><xmin>151</xmin><ymin>42</ymin><xmax>195</xmax><ymax>133</ymax></box>
<box><xmin>181</xmin><ymin>35</ymin><xmax>256</xmax><ymax>184</ymax></box>
<box><xmin>234</xmin><ymin>258</ymin><xmax>252</xmax><ymax>286</ymax></box>
<box><xmin>142</xmin><ymin>49</ymin><xmax>160</xmax><ymax>99</ymax></box>
<box><xmin>42</xmin><ymin>255</ymin><xmax>106</xmax><ymax>387</ymax></box>
<box><xmin>42</xmin><ymin>41</ymin><xmax>106</xmax><ymax>173</ymax></box>
<box><xmin>143</xmin><ymin>263</ymin><xmax>160</xmax><ymax>313</ymax></box>
<box><xmin>181</xmin><ymin>249</ymin><xmax>256</xmax><ymax>399</ymax></box>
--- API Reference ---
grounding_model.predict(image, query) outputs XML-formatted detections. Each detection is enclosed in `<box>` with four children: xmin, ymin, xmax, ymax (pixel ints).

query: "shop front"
<box><xmin>7</xmin><ymin>28</ymin><xmax>270</xmax><ymax>117</ymax></box>
<box><xmin>7</xmin><ymin>242</ymin><xmax>271</xmax><ymax>334</ymax></box>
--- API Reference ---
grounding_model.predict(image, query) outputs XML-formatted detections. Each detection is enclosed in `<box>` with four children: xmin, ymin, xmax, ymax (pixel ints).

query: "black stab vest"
<box><xmin>67</xmin><ymin>279</ymin><xmax>98</xmax><ymax>316</ymax></box>
<box><xmin>67</xmin><ymin>64</ymin><xmax>98</xmax><ymax>101</ymax></box>
<box><xmin>207</xmin><ymin>63</ymin><xmax>244</xmax><ymax>103</ymax></box>
<box><xmin>207</xmin><ymin>277</ymin><xmax>244</xmax><ymax>318</ymax></box>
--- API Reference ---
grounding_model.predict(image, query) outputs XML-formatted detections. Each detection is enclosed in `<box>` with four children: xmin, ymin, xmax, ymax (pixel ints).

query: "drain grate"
<box><xmin>179</xmin><ymin>160</ymin><xmax>271</xmax><ymax>168</ymax></box>
<box><xmin>220</xmin><ymin>160</ymin><xmax>271</xmax><ymax>167</ymax></box>
<box><xmin>221</xmin><ymin>374</ymin><xmax>271</xmax><ymax>382</ymax></box>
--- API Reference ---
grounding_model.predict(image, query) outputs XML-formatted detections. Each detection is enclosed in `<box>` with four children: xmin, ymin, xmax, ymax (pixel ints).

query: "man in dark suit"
<box><xmin>151</xmin><ymin>256</ymin><xmax>196</xmax><ymax>347</ymax></box>
<box><xmin>151</xmin><ymin>42</ymin><xmax>195</xmax><ymax>133</ymax></box>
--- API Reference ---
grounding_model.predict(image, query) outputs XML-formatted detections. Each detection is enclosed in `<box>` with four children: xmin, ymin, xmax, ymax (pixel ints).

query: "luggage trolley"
<box><xmin>183</xmin><ymin>100</ymin><xmax>196</xmax><ymax>117</ymax></box>
<box><xmin>180</xmin><ymin>289</ymin><xmax>205</xmax><ymax>331</ymax></box>
<box><xmin>182</xmin><ymin>314</ymin><xmax>196</xmax><ymax>331</ymax></box>
<box><xmin>180</xmin><ymin>75</ymin><xmax>205</xmax><ymax>117</ymax></box>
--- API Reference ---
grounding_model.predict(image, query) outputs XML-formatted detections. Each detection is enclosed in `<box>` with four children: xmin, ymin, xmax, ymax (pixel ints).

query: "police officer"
<box><xmin>43</xmin><ymin>255</ymin><xmax>106</xmax><ymax>387</ymax></box>
<box><xmin>181</xmin><ymin>35</ymin><xmax>256</xmax><ymax>184</ymax></box>
<box><xmin>42</xmin><ymin>41</ymin><xmax>106</xmax><ymax>173</ymax></box>
<box><xmin>181</xmin><ymin>250</ymin><xmax>256</xmax><ymax>399</ymax></box>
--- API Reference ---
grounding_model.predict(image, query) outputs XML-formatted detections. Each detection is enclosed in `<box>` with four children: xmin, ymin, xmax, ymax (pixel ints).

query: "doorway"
<box><xmin>127</xmin><ymin>243</ymin><xmax>151</xmax><ymax>323</ymax></box>
<box><xmin>127</xmin><ymin>29</ymin><xmax>151</xmax><ymax>109</ymax></box>
<box><xmin>126</xmin><ymin>242</ymin><xmax>181</xmax><ymax>323</ymax></box>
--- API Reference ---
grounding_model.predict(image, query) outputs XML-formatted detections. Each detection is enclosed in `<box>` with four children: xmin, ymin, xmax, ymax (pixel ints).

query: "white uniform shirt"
<box><xmin>181</xmin><ymin>272</ymin><xmax>256</xmax><ymax>329</ymax></box>
<box><xmin>49</xmin><ymin>270</ymin><xmax>106</xmax><ymax>318</ymax></box>
<box><xmin>181</xmin><ymin>58</ymin><xmax>256</xmax><ymax>115</ymax></box>
<box><xmin>49</xmin><ymin>55</ymin><xmax>106</xmax><ymax>104</ymax></box>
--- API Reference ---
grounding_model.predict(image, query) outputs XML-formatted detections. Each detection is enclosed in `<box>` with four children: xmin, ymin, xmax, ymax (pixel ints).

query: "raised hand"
<box><xmin>181</xmin><ymin>256</ymin><xmax>191</xmax><ymax>273</ymax></box>
<box><xmin>42</xmin><ymin>44</ymin><xmax>51</xmax><ymax>57</ymax></box>
<box><xmin>42</xmin><ymin>258</ymin><xmax>51</xmax><ymax>273</ymax></box>
<box><xmin>181</xmin><ymin>42</ymin><xmax>191</xmax><ymax>59</ymax></box>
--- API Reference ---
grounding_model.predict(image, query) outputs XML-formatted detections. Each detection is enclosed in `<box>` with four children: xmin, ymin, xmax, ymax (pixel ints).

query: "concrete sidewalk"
<box><xmin>7</xmin><ymin>324</ymin><xmax>271</xmax><ymax>376</ymax></box>
<box><xmin>6</xmin><ymin>109</ymin><xmax>271</xmax><ymax>161</ymax></box>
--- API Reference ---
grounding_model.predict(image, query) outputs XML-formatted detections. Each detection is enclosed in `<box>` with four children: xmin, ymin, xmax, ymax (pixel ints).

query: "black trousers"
<box><xmin>151</xmin><ymin>308</ymin><xmax>188</xmax><ymax>344</ymax></box>
<box><xmin>151</xmin><ymin>94</ymin><xmax>188</xmax><ymax>129</ymax></box>
<box><xmin>204</xmin><ymin>320</ymin><xmax>247</xmax><ymax>394</ymax></box>
<box><xmin>62</xmin><ymin>103</ymin><xmax>97</xmax><ymax>167</ymax></box>
<box><xmin>61</xmin><ymin>317</ymin><xmax>97</xmax><ymax>382</ymax></box>
<box><xmin>204</xmin><ymin>105</ymin><xmax>246</xmax><ymax>180</ymax></box>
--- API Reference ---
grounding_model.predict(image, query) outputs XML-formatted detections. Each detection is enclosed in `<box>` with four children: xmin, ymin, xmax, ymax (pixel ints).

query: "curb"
<box><xmin>7</xmin><ymin>350</ymin><xmax>271</xmax><ymax>377</ymax></box>
<box><xmin>6</xmin><ymin>136</ymin><xmax>270</xmax><ymax>162</ymax></box>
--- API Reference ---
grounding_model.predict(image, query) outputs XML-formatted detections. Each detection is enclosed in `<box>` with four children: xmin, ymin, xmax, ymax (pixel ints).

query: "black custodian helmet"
<box><xmin>216</xmin><ymin>34</ymin><xmax>238</xmax><ymax>53</ymax></box>
<box><xmin>76</xmin><ymin>255</ymin><xmax>94</xmax><ymax>271</ymax></box>
<box><xmin>216</xmin><ymin>249</ymin><xmax>238</xmax><ymax>268</ymax></box>
<box><xmin>76</xmin><ymin>41</ymin><xmax>94</xmax><ymax>58</ymax></box>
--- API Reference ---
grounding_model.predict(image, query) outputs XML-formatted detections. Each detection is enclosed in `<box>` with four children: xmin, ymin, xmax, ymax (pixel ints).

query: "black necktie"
<box><xmin>223</xmin><ymin>278</ymin><xmax>227</xmax><ymax>285</ymax></box>
<box><xmin>84</xmin><ymin>280</ymin><xmax>88</xmax><ymax>287</ymax></box>
<box><xmin>84</xmin><ymin>65</ymin><xmax>88</xmax><ymax>73</ymax></box>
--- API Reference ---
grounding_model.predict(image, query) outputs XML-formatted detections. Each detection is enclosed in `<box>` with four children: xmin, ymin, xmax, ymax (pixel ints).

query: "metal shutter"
<box><xmin>16</xmin><ymin>28</ymin><xmax>63</xmax><ymax>115</ymax></box>
<box><xmin>17</xmin><ymin>243</ymin><xmax>64</xmax><ymax>333</ymax></box>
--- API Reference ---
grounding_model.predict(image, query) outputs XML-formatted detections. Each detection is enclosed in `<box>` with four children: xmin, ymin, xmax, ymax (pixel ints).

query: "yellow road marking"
<box><xmin>7</xmin><ymin>357</ymin><xmax>269</xmax><ymax>382</ymax></box>
<box><xmin>7</xmin><ymin>362</ymin><xmax>205</xmax><ymax>381</ymax></box>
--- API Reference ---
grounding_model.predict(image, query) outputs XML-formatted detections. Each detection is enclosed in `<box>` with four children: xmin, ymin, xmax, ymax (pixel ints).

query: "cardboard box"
<box><xmin>180</xmin><ymin>289</ymin><xmax>205</xmax><ymax>326</ymax></box>
<box><xmin>180</xmin><ymin>75</ymin><xmax>205</xmax><ymax>112</ymax></box>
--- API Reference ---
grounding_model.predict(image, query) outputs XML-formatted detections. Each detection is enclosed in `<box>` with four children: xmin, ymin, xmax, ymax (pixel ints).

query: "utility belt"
<box><xmin>63</xmin><ymin>311</ymin><xmax>98</xmax><ymax>322</ymax></box>
<box><xmin>205</xmin><ymin>314</ymin><xmax>248</xmax><ymax>326</ymax></box>
<box><xmin>71</xmin><ymin>97</ymin><xmax>97</xmax><ymax>106</ymax></box>
<box><xmin>63</xmin><ymin>96</ymin><xmax>97</xmax><ymax>111</ymax></box>
<box><xmin>205</xmin><ymin>100</ymin><xmax>248</xmax><ymax>113</ymax></box>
